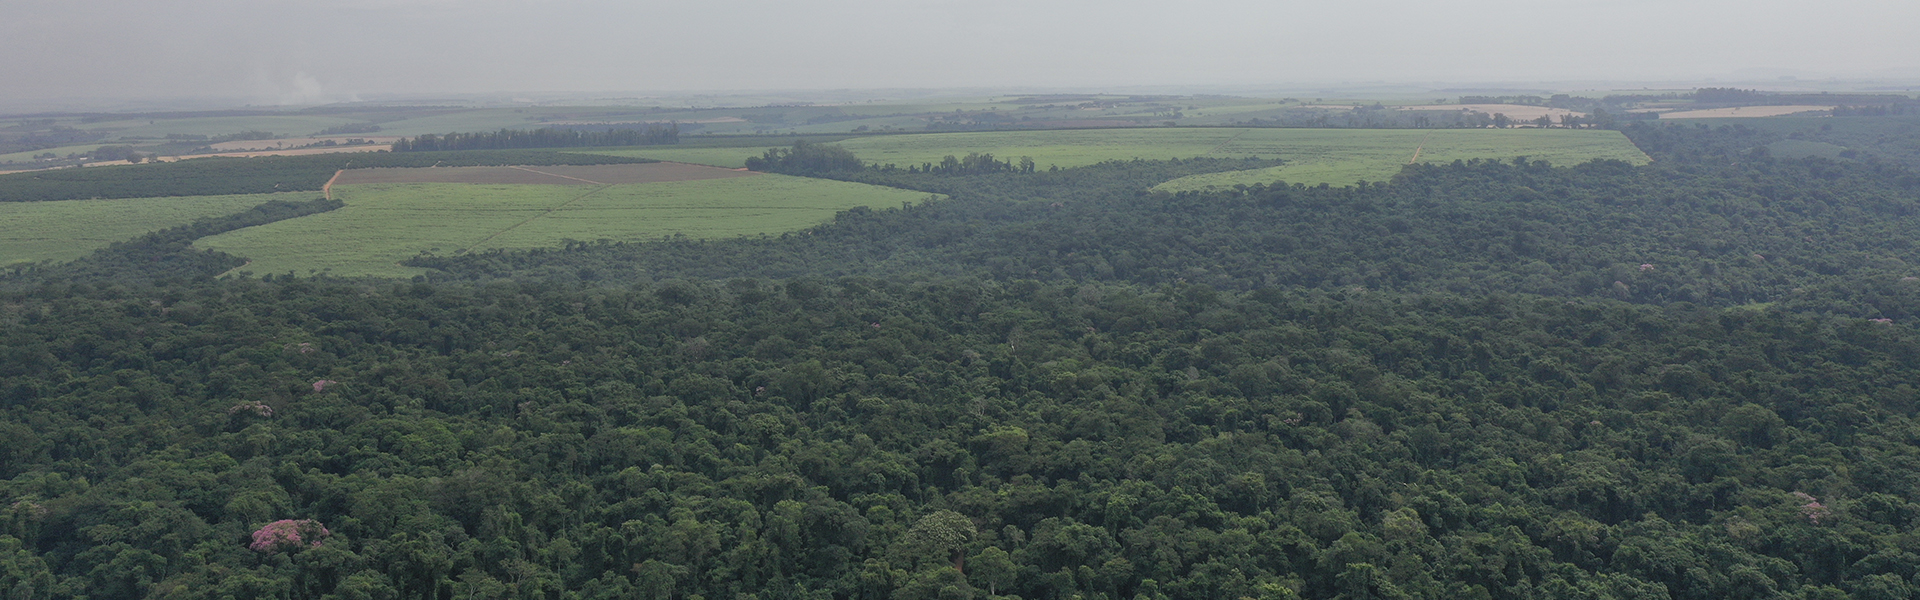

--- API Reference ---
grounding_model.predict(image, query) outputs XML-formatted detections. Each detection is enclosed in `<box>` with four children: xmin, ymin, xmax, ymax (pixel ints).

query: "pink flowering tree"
<box><xmin>250</xmin><ymin>519</ymin><xmax>331</xmax><ymax>552</ymax></box>
<box><xmin>1791</xmin><ymin>492</ymin><xmax>1832</xmax><ymax>525</ymax></box>
<box><xmin>312</xmin><ymin>379</ymin><xmax>337</xmax><ymax>393</ymax></box>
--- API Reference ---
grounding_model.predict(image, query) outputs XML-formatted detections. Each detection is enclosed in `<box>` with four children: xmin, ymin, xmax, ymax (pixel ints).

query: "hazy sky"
<box><xmin>6</xmin><ymin>0</ymin><xmax>1919</xmax><ymax>108</ymax></box>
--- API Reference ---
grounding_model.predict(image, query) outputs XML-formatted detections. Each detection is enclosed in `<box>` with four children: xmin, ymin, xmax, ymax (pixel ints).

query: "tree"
<box><xmin>968</xmin><ymin>547</ymin><xmax>1015</xmax><ymax>595</ymax></box>
<box><xmin>902</xmin><ymin>511</ymin><xmax>976</xmax><ymax>572</ymax></box>
<box><xmin>745</xmin><ymin>140</ymin><xmax>864</xmax><ymax>174</ymax></box>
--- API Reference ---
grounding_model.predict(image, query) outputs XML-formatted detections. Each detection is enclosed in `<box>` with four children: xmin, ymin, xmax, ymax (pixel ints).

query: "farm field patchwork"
<box><xmin>586</xmin><ymin>127</ymin><xmax>1649</xmax><ymax>188</ymax></box>
<box><xmin>0</xmin><ymin>143</ymin><xmax>116</xmax><ymax>164</ymax></box>
<box><xmin>195</xmin><ymin>172</ymin><xmax>935</xmax><ymax>278</ymax></box>
<box><xmin>74</xmin><ymin>116</ymin><xmax>371</xmax><ymax>138</ymax></box>
<box><xmin>371</xmin><ymin>109</ymin><xmax>573</xmax><ymax>137</ymax></box>
<box><xmin>0</xmin><ymin>193</ymin><xmax>294</xmax><ymax>266</ymax></box>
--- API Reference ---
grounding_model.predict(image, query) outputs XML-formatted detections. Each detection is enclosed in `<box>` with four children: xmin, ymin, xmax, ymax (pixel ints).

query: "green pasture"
<box><xmin>1156</xmin><ymin>128</ymin><xmax>1651</xmax><ymax>191</ymax></box>
<box><xmin>0</xmin><ymin>193</ymin><xmax>291</xmax><ymax>266</ymax></box>
<box><xmin>195</xmin><ymin>176</ymin><xmax>935</xmax><ymax>278</ymax></box>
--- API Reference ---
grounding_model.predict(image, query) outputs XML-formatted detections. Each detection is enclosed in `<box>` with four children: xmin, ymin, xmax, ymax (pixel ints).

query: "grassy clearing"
<box><xmin>195</xmin><ymin>176</ymin><xmax>935</xmax><ymax>278</ymax></box>
<box><xmin>0</xmin><ymin>193</ymin><xmax>294</xmax><ymax>266</ymax></box>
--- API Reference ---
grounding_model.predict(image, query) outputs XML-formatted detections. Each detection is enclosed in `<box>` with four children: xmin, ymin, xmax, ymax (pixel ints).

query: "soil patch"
<box><xmin>333</xmin><ymin>162</ymin><xmax>758</xmax><ymax>186</ymax></box>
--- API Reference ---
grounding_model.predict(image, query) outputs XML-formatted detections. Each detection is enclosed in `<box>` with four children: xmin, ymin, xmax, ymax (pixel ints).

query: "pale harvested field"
<box><xmin>333</xmin><ymin>163</ymin><xmax>754</xmax><ymax>186</ymax></box>
<box><xmin>70</xmin><ymin>145</ymin><xmax>392</xmax><ymax>168</ymax></box>
<box><xmin>1399</xmin><ymin>104</ymin><xmax>1585</xmax><ymax>121</ymax></box>
<box><xmin>1659</xmin><ymin>105</ymin><xmax>1835</xmax><ymax>119</ymax></box>
<box><xmin>149</xmin><ymin>145</ymin><xmax>393</xmax><ymax>163</ymax></box>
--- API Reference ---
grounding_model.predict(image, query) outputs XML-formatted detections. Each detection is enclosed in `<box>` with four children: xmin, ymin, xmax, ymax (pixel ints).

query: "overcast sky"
<box><xmin>6</xmin><ymin>0</ymin><xmax>1919</xmax><ymax>109</ymax></box>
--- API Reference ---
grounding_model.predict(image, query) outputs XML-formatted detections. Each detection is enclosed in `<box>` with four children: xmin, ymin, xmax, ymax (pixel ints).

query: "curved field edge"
<box><xmin>0</xmin><ymin>193</ymin><xmax>309</xmax><ymax>266</ymax></box>
<box><xmin>1154</xmin><ymin>129</ymin><xmax>1651</xmax><ymax>191</ymax></box>
<box><xmin>576</xmin><ymin>147</ymin><xmax>778</xmax><ymax>169</ymax></box>
<box><xmin>580</xmin><ymin>128</ymin><xmax>1650</xmax><ymax>189</ymax></box>
<box><xmin>194</xmin><ymin>176</ymin><xmax>940</xmax><ymax>278</ymax></box>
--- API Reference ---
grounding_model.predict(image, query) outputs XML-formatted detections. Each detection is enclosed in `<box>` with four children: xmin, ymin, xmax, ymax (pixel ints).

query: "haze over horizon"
<box><xmin>7</xmin><ymin>0</ymin><xmax>1920</xmax><ymax>111</ymax></box>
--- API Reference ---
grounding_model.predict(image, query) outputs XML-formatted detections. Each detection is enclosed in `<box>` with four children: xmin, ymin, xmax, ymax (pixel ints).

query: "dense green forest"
<box><xmin>8</xmin><ymin>122</ymin><xmax>1920</xmax><ymax>600</ymax></box>
<box><xmin>0</xmin><ymin>151</ymin><xmax>654</xmax><ymax>203</ymax></box>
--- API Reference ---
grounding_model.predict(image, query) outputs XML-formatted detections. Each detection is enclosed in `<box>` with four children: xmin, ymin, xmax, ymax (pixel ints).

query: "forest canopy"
<box><xmin>5</xmin><ymin>120</ymin><xmax>1920</xmax><ymax>600</ymax></box>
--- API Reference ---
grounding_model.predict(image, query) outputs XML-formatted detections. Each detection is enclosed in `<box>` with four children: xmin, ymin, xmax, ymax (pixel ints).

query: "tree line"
<box><xmin>392</xmin><ymin>125</ymin><xmax>679</xmax><ymax>152</ymax></box>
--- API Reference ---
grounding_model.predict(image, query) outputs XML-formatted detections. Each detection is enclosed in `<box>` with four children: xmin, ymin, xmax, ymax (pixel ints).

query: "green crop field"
<box><xmin>195</xmin><ymin>176</ymin><xmax>936</xmax><ymax>278</ymax></box>
<box><xmin>1154</xmin><ymin>128</ymin><xmax>1651</xmax><ymax>191</ymax></box>
<box><xmin>592</xmin><ymin>127</ymin><xmax>1649</xmax><ymax>189</ymax></box>
<box><xmin>0</xmin><ymin>193</ymin><xmax>294</xmax><ymax>266</ymax></box>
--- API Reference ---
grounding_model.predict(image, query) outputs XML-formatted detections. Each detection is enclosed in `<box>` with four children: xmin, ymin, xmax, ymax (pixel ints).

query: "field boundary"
<box><xmin>323</xmin><ymin>170</ymin><xmax>343</xmax><ymax>200</ymax></box>
<box><xmin>509</xmin><ymin>166</ymin><xmax>607</xmax><ymax>185</ymax></box>
<box><xmin>457</xmin><ymin>185</ymin><xmax>612</xmax><ymax>254</ymax></box>
<box><xmin>1206</xmin><ymin>129</ymin><xmax>1251</xmax><ymax>155</ymax></box>
<box><xmin>215</xmin><ymin>260</ymin><xmax>254</xmax><ymax>279</ymax></box>
<box><xmin>1409</xmin><ymin>131</ymin><xmax>1433</xmax><ymax>164</ymax></box>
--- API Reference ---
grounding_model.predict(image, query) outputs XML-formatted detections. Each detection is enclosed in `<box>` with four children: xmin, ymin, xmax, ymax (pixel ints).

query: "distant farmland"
<box><xmin>195</xmin><ymin>166</ymin><xmax>935</xmax><ymax>277</ymax></box>
<box><xmin>586</xmin><ymin>128</ymin><xmax>1650</xmax><ymax>188</ymax></box>
<box><xmin>333</xmin><ymin>162</ymin><xmax>756</xmax><ymax>185</ymax></box>
<box><xmin>584</xmin><ymin>147</ymin><xmax>787</xmax><ymax>169</ymax></box>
